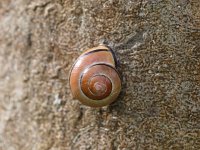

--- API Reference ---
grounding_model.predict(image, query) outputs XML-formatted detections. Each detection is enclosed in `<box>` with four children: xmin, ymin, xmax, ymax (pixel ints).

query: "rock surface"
<box><xmin>0</xmin><ymin>0</ymin><xmax>200</xmax><ymax>149</ymax></box>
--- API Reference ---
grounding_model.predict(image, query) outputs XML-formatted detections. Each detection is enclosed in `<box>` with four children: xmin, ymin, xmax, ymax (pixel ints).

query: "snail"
<box><xmin>69</xmin><ymin>45</ymin><xmax>121</xmax><ymax>107</ymax></box>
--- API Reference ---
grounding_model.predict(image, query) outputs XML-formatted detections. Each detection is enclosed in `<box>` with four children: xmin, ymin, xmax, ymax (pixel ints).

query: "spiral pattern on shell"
<box><xmin>69</xmin><ymin>45</ymin><xmax>121</xmax><ymax>107</ymax></box>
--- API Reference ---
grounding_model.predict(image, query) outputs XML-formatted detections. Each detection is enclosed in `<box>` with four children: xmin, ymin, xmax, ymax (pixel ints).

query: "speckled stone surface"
<box><xmin>0</xmin><ymin>0</ymin><xmax>200</xmax><ymax>149</ymax></box>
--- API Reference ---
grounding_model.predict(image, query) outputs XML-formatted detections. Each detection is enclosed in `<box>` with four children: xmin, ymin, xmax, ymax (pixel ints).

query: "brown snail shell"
<box><xmin>69</xmin><ymin>45</ymin><xmax>121</xmax><ymax>107</ymax></box>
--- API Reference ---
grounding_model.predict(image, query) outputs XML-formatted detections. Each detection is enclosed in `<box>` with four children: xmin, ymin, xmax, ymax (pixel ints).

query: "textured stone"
<box><xmin>0</xmin><ymin>0</ymin><xmax>200</xmax><ymax>149</ymax></box>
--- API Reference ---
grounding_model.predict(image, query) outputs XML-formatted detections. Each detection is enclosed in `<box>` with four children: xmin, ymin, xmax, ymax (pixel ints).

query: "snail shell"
<box><xmin>69</xmin><ymin>45</ymin><xmax>121</xmax><ymax>107</ymax></box>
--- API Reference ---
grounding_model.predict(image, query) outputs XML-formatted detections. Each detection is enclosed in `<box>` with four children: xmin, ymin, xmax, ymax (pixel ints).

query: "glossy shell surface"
<box><xmin>69</xmin><ymin>45</ymin><xmax>121</xmax><ymax>107</ymax></box>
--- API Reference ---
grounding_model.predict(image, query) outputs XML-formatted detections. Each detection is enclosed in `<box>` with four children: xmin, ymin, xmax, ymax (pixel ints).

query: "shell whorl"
<box><xmin>69</xmin><ymin>45</ymin><xmax>121</xmax><ymax>107</ymax></box>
